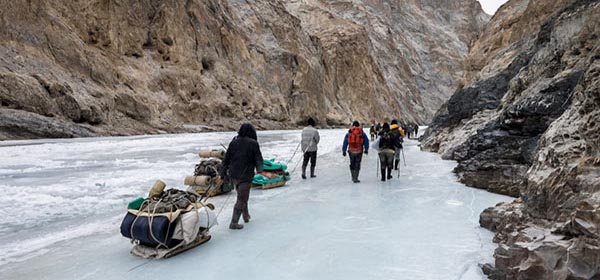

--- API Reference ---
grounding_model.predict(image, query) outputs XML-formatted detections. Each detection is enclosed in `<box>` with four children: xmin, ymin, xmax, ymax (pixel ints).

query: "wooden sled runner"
<box><xmin>253</xmin><ymin>180</ymin><xmax>288</xmax><ymax>189</ymax></box>
<box><xmin>129</xmin><ymin>232</ymin><xmax>212</xmax><ymax>259</ymax></box>
<box><xmin>164</xmin><ymin>233</ymin><xmax>212</xmax><ymax>258</ymax></box>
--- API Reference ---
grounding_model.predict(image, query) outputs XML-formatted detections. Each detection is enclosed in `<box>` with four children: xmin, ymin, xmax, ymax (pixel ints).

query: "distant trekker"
<box><xmin>378</xmin><ymin>123</ymin><xmax>401</xmax><ymax>181</ymax></box>
<box><xmin>407</xmin><ymin>125</ymin><xmax>414</xmax><ymax>139</ymax></box>
<box><xmin>375</xmin><ymin>122</ymin><xmax>381</xmax><ymax>136</ymax></box>
<box><xmin>342</xmin><ymin>121</ymin><xmax>369</xmax><ymax>183</ymax></box>
<box><xmin>218</xmin><ymin>123</ymin><xmax>264</xmax><ymax>230</ymax></box>
<box><xmin>389</xmin><ymin>120</ymin><xmax>405</xmax><ymax>171</ymax></box>
<box><xmin>414</xmin><ymin>124</ymin><xmax>419</xmax><ymax>138</ymax></box>
<box><xmin>369</xmin><ymin>123</ymin><xmax>376</xmax><ymax>141</ymax></box>
<box><xmin>301</xmin><ymin>117</ymin><xmax>320</xmax><ymax>179</ymax></box>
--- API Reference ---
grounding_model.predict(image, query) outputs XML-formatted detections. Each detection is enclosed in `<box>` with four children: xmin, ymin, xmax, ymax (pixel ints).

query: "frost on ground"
<box><xmin>0</xmin><ymin>129</ymin><xmax>510</xmax><ymax>279</ymax></box>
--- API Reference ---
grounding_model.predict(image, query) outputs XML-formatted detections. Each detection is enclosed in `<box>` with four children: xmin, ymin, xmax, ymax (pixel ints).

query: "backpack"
<box><xmin>388</xmin><ymin>127</ymin><xmax>403</xmax><ymax>144</ymax></box>
<box><xmin>379</xmin><ymin>131</ymin><xmax>393</xmax><ymax>150</ymax></box>
<box><xmin>348</xmin><ymin>127</ymin><xmax>364</xmax><ymax>151</ymax></box>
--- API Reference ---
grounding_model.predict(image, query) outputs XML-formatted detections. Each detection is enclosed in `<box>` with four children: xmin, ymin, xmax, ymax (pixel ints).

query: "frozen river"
<box><xmin>0</xmin><ymin>129</ymin><xmax>510</xmax><ymax>279</ymax></box>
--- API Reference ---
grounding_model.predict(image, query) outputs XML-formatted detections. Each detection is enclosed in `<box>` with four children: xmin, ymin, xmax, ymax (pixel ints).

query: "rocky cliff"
<box><xmin>0</xmin><ymin>0</ymin><xmax>487</xmax><ymax>140</ymax></box>
<box><xmin>422</xmin><ymin>0</ymin><xmax>600</xmax><ymax>278</ymax></box>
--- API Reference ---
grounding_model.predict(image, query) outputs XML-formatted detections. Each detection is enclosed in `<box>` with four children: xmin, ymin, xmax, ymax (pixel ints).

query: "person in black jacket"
<box><xmin>414</xmin><ymin>123</ymin><xmax>419</xmax><ymax>138</ymax></box>
<box><xmin>218</xmin><ymin>123</ymin><xmax>264</xmax><ymax>230</ymax></box>
<box><xmin>378</xmin><ymin>123</ymin><xmax>401</xmax><ymax>181</ymax></box>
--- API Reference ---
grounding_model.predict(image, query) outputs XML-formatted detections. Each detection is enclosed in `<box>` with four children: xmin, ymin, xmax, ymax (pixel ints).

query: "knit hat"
<box><xmin>307</xmin><ymin>117</ymin><xmax>316</xmax><ymax>126</ymax></box>
<box><xmin>382</xmin><ymin>122</ymin><xmax>390</xmax><ymax>131</ymax></box>
<box><xmin>352</xmin><ymin>121</ymin><xmax>360</xmax><ymax>127</ymax></box>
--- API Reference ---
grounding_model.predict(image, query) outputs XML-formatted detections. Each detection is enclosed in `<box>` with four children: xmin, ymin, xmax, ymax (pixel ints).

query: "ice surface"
<box><xmin>0</xmin><ymin>129</ymin><xmax>511</xmax><ymax>279</ymax></box>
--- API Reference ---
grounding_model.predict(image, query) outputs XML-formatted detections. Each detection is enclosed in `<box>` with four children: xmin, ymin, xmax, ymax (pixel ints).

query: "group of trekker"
<box><xmin>343</xmin><ymin>120</ymin><xmax>407</xmax><ymax>183</ymax></box>
<box><xmin>370</xmin><ymin>122</ymin><xmax>418</xmax><ymax>140</ymax></box>
<box><xmin>217</xmin><ymin>118</ymin><xmax>417</xmax><ymax>230</ymax></box>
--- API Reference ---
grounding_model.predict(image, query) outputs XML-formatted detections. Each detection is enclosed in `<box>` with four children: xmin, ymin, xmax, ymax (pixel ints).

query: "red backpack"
<box><xmin>348</xmin><ymin>127</ymin><xmax>364</xmax><ymax>152</ymax></box>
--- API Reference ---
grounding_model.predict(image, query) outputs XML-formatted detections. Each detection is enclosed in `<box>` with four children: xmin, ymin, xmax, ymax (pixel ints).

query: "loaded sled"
<box><xmin>185</xmin><ymin>149</ymin><xmax>233</xmax><ymax>197</ymax></box>
<box><xmin>252</xmin><ymin>159</ymin><xmax>291</xmax><ymax>189</ymax></box>
<box><xmin>120</xmin><ymin>182</ymin><xmax>218</xmax><ymax>259</ymax></box>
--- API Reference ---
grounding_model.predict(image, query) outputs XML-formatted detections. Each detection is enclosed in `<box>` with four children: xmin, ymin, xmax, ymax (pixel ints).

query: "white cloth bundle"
<box><xmin>173</xmin><ymin>206</ymin><xmax>218</xmax><ymax>244</ymax></box>
<box><xmin>371</xmin><ymin>138</ymin><xmax>381</xmax><ymax>152</ymax></box>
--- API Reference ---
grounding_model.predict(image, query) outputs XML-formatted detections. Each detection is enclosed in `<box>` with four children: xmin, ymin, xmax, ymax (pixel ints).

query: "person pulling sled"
<box><xmin>301</xmin><ymin>117</ymin><xmax>320</xmax><ymax>179</ymax></box>
<box><xmin>218</xmin><ymin>123</ymin><xmax>264</xmax><ymax>230</ymax></box>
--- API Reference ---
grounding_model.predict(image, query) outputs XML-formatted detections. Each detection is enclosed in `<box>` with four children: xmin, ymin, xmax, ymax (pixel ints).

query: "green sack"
<box><xmin>127</xmin><ymin>197</ymin><xmax>145</xmax><ymax>210</ymax></box>
<box><xmin>252</xmin><ymin>174</ymin><xmax>284</xmax><ymax>185</ymax></box>
<box><xmin>263</xmin><ymin>159</ymin><xmax>287</xmax><ymax>171</ymax></box>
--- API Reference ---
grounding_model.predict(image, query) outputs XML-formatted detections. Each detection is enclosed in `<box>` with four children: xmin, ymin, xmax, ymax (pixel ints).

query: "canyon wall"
<box><xmin>422</xmin><ymin>0</ymin><xmax>600</xmax><ymax>278</ymax></box>
<box><xmin>0</xmin><ymin>0</ymin><xmax>487</xmax><ymax>139</ymax></box>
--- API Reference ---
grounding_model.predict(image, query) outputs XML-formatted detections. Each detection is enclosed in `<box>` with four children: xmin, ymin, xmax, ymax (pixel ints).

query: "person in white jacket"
<box><xmin>301</xmin><ymin>117</ymin><xmax>320</xmax><ymax>179</ymax></box>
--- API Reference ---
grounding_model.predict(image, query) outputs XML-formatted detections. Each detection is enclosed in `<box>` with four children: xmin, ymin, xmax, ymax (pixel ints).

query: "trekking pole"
<box><xmin>401</xmin><ymin>148</ymin><xmax>407</xmax><ymax>166</ymax></box>
<box><xmin>376</xmin><ymin>156</ymin><xmax>379</xmax><ymax>178</ymax></box>
<box><xmin>397</xmin><ymin>154</ymin><xmax>400</xmax><ymax>178</ymax></box>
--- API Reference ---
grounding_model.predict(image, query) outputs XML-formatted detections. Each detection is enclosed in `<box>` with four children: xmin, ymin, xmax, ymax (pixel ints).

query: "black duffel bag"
<box><xmin>120</xmin><ymin>211</ymin><xmax>181</xmax><ymax>248</ymax></box>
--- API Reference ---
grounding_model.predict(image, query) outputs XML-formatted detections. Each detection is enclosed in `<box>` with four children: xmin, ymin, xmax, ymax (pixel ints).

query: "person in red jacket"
<box><xmin>342</xmin><ymin>121</ymin><xmax>369</xmax><ymax>183</ymax></box>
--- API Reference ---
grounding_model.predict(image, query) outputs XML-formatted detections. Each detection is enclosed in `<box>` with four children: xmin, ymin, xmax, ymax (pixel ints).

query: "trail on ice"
<box><xmin>0</xmin><ymin>129</ymin><xmax>511</xmax><ymax>280</ymax></box>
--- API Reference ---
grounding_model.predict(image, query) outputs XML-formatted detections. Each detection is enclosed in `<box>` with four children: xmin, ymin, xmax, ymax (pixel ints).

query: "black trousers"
<box><xmin>234</xmin><ymin>180</ymin><xmax>251</xmax><ymax>212</ymax></box>
<box><xmin>302</xmin><ymin>151</ymin><xmax>317</xmax><ymax>171</ymax></box>
<box><xmin>349</xmin><ymin>152</ymin><xmax>363</xmax><ymax>171</ymax></box>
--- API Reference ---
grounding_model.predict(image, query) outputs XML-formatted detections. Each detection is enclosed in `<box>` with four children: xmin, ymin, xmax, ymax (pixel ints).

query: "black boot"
<box><xmin>310</xmin><ymin>166</ymin><xmax>316</xmax><ymax>178</ymax></box>
<box><xmin>229</xmin><ymin>209</ymin><xmax>244</xmax><ymax>230</ymax></box>
<box><xmin>387</xmin><ymin>166</ymin><xmax>393</xmax><ymax>180</ymax></box>
<box><xmin>351</xmin><ymin>169</ymin><xmax>357</xmax><ymax>183</ymax></box>
<box><xmin>302</xmin><ymin>166</ymin><xmax>307</xmax><ymax>179</ymax></box>
<box><xmin>354</xmin><ymin>169</ymin><xmax>361</xmax><ymax>183</ymax></box>
<box><xmin>242</xmin><ymin>206</ymin><xmax>251</xmax><ymax>223</ymax></box>
<box><xmin>381</xmin><ymin>168</ymin><xmax>386</xmax><ymax>181</ymax></box>
<box><xmin>394</xmin><ymin>159</ymin><xmax>399</xmax><ymax>170</ymax></box>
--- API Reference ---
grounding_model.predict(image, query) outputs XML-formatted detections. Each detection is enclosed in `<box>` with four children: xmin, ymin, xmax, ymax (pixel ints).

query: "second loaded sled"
<box><xmin>252</xmin><ymin>159</ymin><xmax>291</xmax><ymax>189</ymax></box>
<box><xmin>185</xmin><ymin>149</ymin><xmax>234</xmax><ymax>197</ymax></box>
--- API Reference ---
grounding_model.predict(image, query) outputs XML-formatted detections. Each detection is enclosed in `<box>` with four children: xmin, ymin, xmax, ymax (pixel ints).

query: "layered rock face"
<box><xmin>283</xmin><ymin>0</ymin><xmax>489</xmax><ymax>123</ymax></box>
<box><xmin>0</xmin><ymin>0</ymin><xmax>487</xmax><ymax>139</ymax></box>
<box><xmin>422</xmin><ymin>0</ymin><xmax>600</xmax><ymax>278</ymax></box>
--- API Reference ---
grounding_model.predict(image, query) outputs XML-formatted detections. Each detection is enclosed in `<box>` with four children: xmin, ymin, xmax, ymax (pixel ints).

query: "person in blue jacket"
<box><xmin>342</xmin><ymin>121</ymin><xmax>369</xmax><ymax>183</ymax></box>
